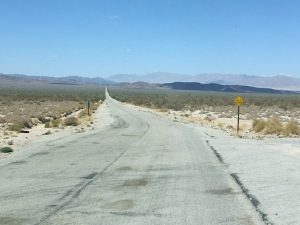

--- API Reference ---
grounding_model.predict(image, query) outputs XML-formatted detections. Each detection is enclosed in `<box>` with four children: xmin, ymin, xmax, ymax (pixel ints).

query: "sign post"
<box><xmin>87</xmin><ymin>100</ymin><xmax>91</xmax><ymax>116</ymax></box>
<box><xmin>234</xmin><ymin>96</ymin><xmax>244</xmax><ymax>135</ymax></box>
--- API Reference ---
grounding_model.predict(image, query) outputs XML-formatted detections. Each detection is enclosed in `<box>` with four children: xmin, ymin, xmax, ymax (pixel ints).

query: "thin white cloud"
<box><xmin>49</xmin><ymin>54</ymin><xmax>58</xmax><ymax>58</ymax></box>
<box><xmin>109</xmin><ymin>15</ymin><xmax>120</xmax><ymax>20</ymax></box>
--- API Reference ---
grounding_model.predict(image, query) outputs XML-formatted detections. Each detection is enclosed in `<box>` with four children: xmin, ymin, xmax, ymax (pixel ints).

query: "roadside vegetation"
<box><xmin>109</xmin><ymin>87</ymin><xmax>300</xmax><ymax>137</ymax></box>
<box><xmin>0</xmin><ymin>147</ymin><xmax>13</xmax><ymax>153</ymax></box>
<box><xmin>0</xmin><ymin>82</ymin><xmax>105</xmax><ymax>133</ymax></box>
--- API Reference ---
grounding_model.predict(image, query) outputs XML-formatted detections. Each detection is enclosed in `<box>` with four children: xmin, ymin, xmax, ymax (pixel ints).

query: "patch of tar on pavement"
<box><xmin>117</xmin><ymin>166</ymin><xmax>133</xmax><ymax>171</ymax></box>
<box><xmin>103</xmin><ymin>199</ymin><xmax>135</xmax><ymax>211</ymax></box>
<box><xmin>0</xmin><ymin>216</ymin><xmax>27</xmax><ymax>225</ymax></box>
<box><xmin>219</xmin><ymin>216</ymin><xmax>258</xmax><ymax>225</ymax></box>
<box><xmin>123</xmin><ymin>178</ymin><xmax>148</xmax><ymax>187</ymax></box>
<box><xmin>81</xmin><ymin>172</ymin><xmax>98</xmax><ymax>179</ymax></box>
<box><xmin>29</xmin><ymin>151</ymin><xmax>49</xmax><ymax>157</ymax></box>
<box><xmin>110</xmin><ymin>211</ymin><xmax>163</xmax><ymax>218</ymax></box>
<box><xmin>9</xmin><ymin>161</ymin><xmax>27</xmax><ymax>165</ymax></box>
<box><xmin>113</xmin><ymin>178</ymin><xmax>148</xmax><ymax>191</ymax></box>
<box><xmin>121</xmin><ymin>134</ymin><xmax>139</xmax><ymax>136</ymax></box>
<box><xmin>206</xmin><ymin>187</ymin><xmax>239</xmax><ymax>195</ymax></box>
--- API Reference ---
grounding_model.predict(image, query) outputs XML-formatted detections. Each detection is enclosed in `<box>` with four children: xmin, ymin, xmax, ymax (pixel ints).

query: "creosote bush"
<box><xmin>51</xmin><ymin>119</ymin><xmax>62</xmax><ymax>128</ymax></box>
<box><xmin>8</xmin><ymin>123</ymin><xmax>25</xmax><ymax>132</ymax></box>
<box><xmin>63</xmin><ymin>116</ymin><xmax>79</xmax><ymax>126</ymax></box>
<box><xmin>253</xmin><ymin>119</ymin><xmax>266</xmax><ymax>133</ymax></box>
<box><xmin>264</xmin><ymin>117</ymin><xmax>283</xmax><ymax>134</ymax></box>
<box><xmin>0</xmin><ymin>147</ymin><xmax>13</xmax><ymax>153</ymax></box>
<box><xmin>253</xmin><ymin>118</ymin><xmax>300</xmax><ymax>136</ymax></box>
<box><xmin>283</xmin><ymin>119</ymin><xmax>300</xmax><ymax>135</ymax></box>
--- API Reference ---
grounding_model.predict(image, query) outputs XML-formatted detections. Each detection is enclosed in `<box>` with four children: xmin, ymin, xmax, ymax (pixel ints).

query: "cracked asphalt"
<box><xmin>0</xmin><ymin>95</ymin><xmax>264</xmax><ymax>225</ymax></box>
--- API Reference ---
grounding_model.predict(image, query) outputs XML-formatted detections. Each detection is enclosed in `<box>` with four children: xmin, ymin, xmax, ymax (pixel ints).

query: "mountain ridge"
<box><xmin>160</xmin><ymin>82</ymin><xmax>296</xmax><ymax>94</ymax></box>
<box><xmin>107</xmin><ymin>72</ymin><xmax>300</xmax><ymax>90</ymax></box>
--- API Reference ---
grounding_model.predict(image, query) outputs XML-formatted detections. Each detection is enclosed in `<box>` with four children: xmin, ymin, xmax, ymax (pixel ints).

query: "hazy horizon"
<box><xmin>1</xmin><ymin>71</ymin><xmax>299</xmax><ymax>79</ymax></box>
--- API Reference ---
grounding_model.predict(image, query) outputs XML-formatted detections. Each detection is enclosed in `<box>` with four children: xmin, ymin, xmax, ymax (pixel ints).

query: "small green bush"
<box><xmin>8</xmin><ymin>123</ymin><xmax>25</xmax><ymax>132</ymax></box>
<box><xmin>51</xmin><ymin>119</ymin><xmax>62</xmax><ymax>127</ymax></box>
<box><xmin>0</xmin><ymin>147</ymin><xmax>13</xmax><ymax>153</ymax></box>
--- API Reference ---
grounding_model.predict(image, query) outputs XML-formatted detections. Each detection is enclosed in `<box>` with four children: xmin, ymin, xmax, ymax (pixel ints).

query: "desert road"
<box><xmin>0</xmin><ymin>94</ymin><xmax>263</xmax><ymax>225</ymax></box>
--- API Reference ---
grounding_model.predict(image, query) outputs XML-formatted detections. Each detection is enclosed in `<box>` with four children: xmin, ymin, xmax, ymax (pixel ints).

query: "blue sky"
<box><xmin>1</xmin><ymin>0</ymin><xmax>300</xmax><ymax>77</ymax></box>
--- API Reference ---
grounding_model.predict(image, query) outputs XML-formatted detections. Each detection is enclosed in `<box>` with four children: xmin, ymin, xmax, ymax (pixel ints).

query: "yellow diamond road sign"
<box><xmin>234</xmin><ymin>96</ymin><xmax>244</xmax><ymax>106</ymax></box>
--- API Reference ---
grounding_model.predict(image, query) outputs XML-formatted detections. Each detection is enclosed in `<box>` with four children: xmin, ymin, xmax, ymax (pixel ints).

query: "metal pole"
<box><xmin>88</xmin><ymin>100</ymin><xmax>90</xmax><ymax>116</ymax></box>
<box><xmin>237</xmin><ymin>105</ymin><xmax>240</xmax><ymax>134</ymax></box>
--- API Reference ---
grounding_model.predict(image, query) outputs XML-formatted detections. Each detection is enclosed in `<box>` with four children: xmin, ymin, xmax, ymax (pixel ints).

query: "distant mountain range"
<box><xmin>107</xmin><ymin>72</ymin><xmax>300</xmax><ymax>91</ymax></box>
<box><xmin>161</xmin><ymin>82</ymin><xmax>295</xmax><ymax>94</ymax></box>
<box><xmin>1</xmin><ymin>72</ymin><xmax>300</xmax><ymax>94</ymax></box>
<box><xmin>0</xmin><ymin>73</ymin><xmax>114</xmax><ymax>85</ymax></box>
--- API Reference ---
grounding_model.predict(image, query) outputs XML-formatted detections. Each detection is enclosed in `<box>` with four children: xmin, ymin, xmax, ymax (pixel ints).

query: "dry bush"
<box><xmin>0</xmin><ymin>117</ymin><xmax>6</xmax><ymax>123</ymax></box>
<box><xmin>63</xmin><ymin>116</ymin><xmax>79</xmax><ymax>126</ymax></box>
<box><xmin>78</xmin><ymin>109</ymin><xmax>88</xmax><ymax>118</ymax></box>
<box><xmin>253</xmin><ymin>119</ymin><xmax>266</xmax><ymax>132</ymax></box>
<box><xmin>264</xmin><ymin>117</ymin><xmax>283</xmax><ymax>135</ymax></box>
<box><xmin>45</xmin><ymin>122</ymin><xmax>51</xmax><ymax>128</ymax></box>
<box><xmin>253</xmin><ymin>117</ymin><xmax>300</xmax><ymax>136</ymax></box>
<box><xmin>283</xmin><ymin>119</ymin><xmax>300</xmax><ymax>136</ymax></box>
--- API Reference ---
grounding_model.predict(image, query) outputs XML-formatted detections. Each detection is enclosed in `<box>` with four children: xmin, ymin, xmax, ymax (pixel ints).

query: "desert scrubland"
<box><xmin>0</xmin><ymin>82</ymin><xmax>105</xmax><ymax>154</ymax></box>
<box><xmin>109</xmin><ymin>88</ymin><xmax>300</xmax><ymax>137</ymax></box>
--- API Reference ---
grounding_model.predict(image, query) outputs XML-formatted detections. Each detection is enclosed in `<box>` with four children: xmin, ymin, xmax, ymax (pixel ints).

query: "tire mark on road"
<box><xmin>34</xmin><ymin>112</ymin><xmax>151</xmax><ymax>225</ymax></box>
<box><xmin>34</xmin><ymin>149</ymin><xmax>128</xmax><ymax>225</ymax></box>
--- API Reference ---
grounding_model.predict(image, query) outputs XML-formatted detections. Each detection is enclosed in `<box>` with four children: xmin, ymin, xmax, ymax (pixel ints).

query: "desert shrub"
<box><xmin>78</xmin><ymin>109</ymin><xmax>88</xmax><ymax>118</ymax></box>
<box><xmin>0</xmin><ymin>147</ymin><xmax>13</xmax><ymax>153</ymax></box>
<box><xmin>8</xmin><ymin>123</ymin><xmax>25</xmax><ymax>132</ymax></box>
<box><xmin>51</xmin><ymin>119</ymin><xmax>62</xmax><ymax>127</ymax></box>
<box><xmin>45</xmin><ymin>122</ymin><xmax>51</xmax><ymax>128</ymax></box>
<box><xmin>38</xmin><ymin>115</ymin><xmax>50</xmax><ymax>123</ymax></box>
<box><xmin>252</xmin><ymin>119</ymin><xmax>266</xmax><ymax>132</ymax></box>
<box><xmin>0</xmin><ymin>117</ymin><xmax>6</xmax><ymax>123</ymax></box>
<box><xmin>64</xmin><ymin>116</ymin><xmax>79</xmax><ymax>126</ymax></box>
<box><xmin>264</xmin><ymin>117</ymin><xmax>283</xmax><ymax>135</ymax></box>
<box><xmin>22</xmin><ymin>120</ymin><xmax>33</xmax><ymax>129</ymax></box>
<box><xmin>283</xmin><ymin>119</ymin><xmax>300</xmax><ymax>136</ymax></box>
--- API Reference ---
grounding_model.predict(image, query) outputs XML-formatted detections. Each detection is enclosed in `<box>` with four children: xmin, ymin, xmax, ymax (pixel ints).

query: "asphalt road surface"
<box><xmin>0</xmin><ymin>94</ymin><xmax>264</xmax><ymax>225</ymax></box>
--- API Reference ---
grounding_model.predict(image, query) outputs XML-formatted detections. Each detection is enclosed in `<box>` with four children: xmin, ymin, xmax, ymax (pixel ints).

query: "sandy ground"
<box><xmin>0</xmin><ymin>102</ymin><xmax>108</xmax><ymax>159</ymax></box>
<box><xmin>122</xmin><ymin>103</ymin><xmax>300</xmax><ymax>139</ymax></box>
<box><xmin>121</xmin><ymin>103</ymin><xmax>250</xmax><ymax>135</ymax></box>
